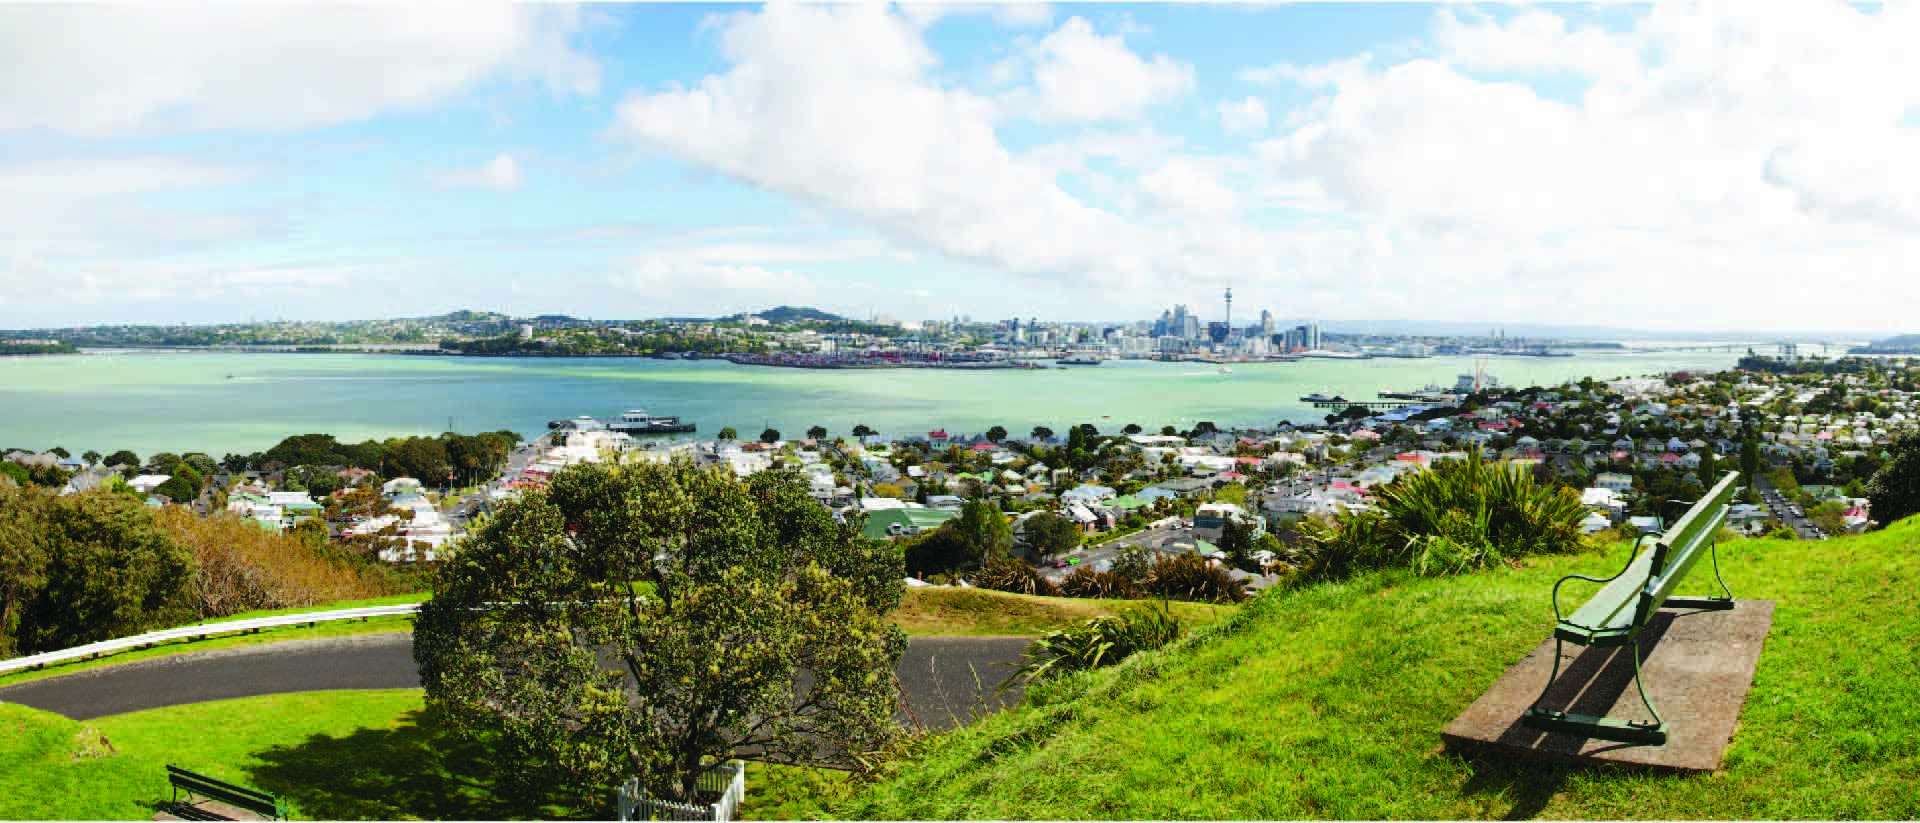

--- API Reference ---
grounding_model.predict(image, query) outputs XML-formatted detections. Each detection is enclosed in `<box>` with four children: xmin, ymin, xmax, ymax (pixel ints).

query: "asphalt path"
<box><xmin>0</xmin><ymin>633</ymin><xmax>1031</xmax><ymax>728</ymax></box>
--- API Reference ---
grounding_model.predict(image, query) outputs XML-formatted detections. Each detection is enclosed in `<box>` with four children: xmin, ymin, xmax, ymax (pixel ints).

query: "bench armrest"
<box><xmin>1551</xmin><ymin>532</ymin><xmax>1650</xmax><ymax>623</ymax></box>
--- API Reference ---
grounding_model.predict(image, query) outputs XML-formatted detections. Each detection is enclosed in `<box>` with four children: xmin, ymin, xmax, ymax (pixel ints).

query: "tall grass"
<box><xmin>1007</xmin><ymin>605</ymin><xmax>1184</xmax><ymax>686</ymax></box>
<box><xmin>155</xmin><ymin>509</ymin><xmax>411</xmax><ymax>620</ymax></box>
<box><xmin>1295</xmin><ymin>450</ymin><xmax>1587</xmax><ymax>583</ymax></box>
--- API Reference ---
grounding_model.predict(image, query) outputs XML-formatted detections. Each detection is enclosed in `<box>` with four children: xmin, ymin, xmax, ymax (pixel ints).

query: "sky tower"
<box><xmin>1223</xmin><ymin>286</ymin><xmax>1233</xmax><ymax>331</ymax></box>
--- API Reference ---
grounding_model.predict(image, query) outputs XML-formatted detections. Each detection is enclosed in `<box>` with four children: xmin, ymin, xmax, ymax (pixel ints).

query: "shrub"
<box><xmin>1108</xmin><ymin>546</ymin><xmax>1152</xmax><ymax>582</ymax></box>
<box><xmin>154</xmin><ymin>507</ymin><xmax>408</xmax><ymax>619</ymax></box>
<box><xmin>1142</xmin><ymin>552</ymin><xmax>1247</xmax><ymax>604</ymax></box>
<box><xmin>970</xmin><ymin>556</ymin><xmax>1060</xmax><ymax>597</ymax></box>
<box><xmin>1058</xmin><ymin>567</ymin><xmax>1137</xmax><ymax>599</ymax></box>
<box><xmin>1294</xmin><ymin>450</ymin><xmax>1587</xmax><ymax>584</ymax></box>
<box><xmin>1010</xmin><ymin>605</ymin><xmax>1183</xmax><ymax>685</ymax></box>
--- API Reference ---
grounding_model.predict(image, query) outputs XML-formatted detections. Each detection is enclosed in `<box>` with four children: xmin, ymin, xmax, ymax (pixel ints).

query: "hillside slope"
<box><xmin>842</xmin><ymin>522</ymin><xmax>1920</xmax><ymax>820</ymax></box>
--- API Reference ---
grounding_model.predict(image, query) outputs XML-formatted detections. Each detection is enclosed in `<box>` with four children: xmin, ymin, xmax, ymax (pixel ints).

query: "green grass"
<box><xmin>839</xmin><ymin>519</ymin><xmax>1920</xmax><ymax>820</ymax></box>
<box><xmin>894</xmin><ymin>587</ymin><xmax>1236</xmax><ymax>637</ymax></box>
<box><xmin>0</xmin><ymin>691</ymin><xmax>866</xmax><ymax>821</ymax></box>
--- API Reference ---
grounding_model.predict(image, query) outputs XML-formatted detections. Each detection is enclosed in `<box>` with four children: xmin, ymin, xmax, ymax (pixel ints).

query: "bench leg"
<box><xmin>1522</xmin><ymin>633</ymin><xmax>1669</xmax><ymax>745</ymax></box>
<box><xmin>1667</xmin><ymin>538</ymin><xmax>1736</xmax><ymax>611</ymax></box>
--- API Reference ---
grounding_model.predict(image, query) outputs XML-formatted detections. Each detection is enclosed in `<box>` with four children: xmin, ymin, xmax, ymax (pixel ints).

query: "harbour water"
<box><xmin>0</xmin><ymin>349</ymin><xmax>1746</xmax><ymax>458</ymax></box>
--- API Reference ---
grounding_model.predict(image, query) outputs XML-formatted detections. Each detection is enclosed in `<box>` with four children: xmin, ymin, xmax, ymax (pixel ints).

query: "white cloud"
<box><xmin>611</xmin><ymin>248</ymin><xmax>820</xmax><ymax>314</ymax></box>
<box><xmin>1139</xmin><ymin>157</ymin><xmax>1237</xmax><ymax>216</ymax></box>
<box><xmin>900</xmin><ymin>2</ymin><xmax>1054</xmax><ymax>30</ymax></box>
<box><xmin>1000</xmin><ymin>17</ymin><xmax>1195</xmax><ymax>123</ymax></box>
<box><xmin>1244</xmin><ymin>1</ymin><xmax>1920</xmax><ymax>329</ymax></box>
<box><xmin>613</xmin><ymin>4</ymin><xmax>1157</xmax><ymax>290</ymax></box>
<box><xmin>0</xmin><ymin>5</ymin><xmax>597</xmax><ymax>136</ymax></box>
<box><xmin>1217</xmin><ymin>96</ymin><xmax>1269</xmax><ymax>136</ymax></box>
<box><xmin>430</xmin><ymin>153</ymin><xmax>526</xmax><ymax>192</ymax></box>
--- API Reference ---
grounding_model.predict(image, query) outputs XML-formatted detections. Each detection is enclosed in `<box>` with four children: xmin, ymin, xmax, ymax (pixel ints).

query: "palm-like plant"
<box><xmin>1296</xmin><ymin>450</ymin><xmax>1587</xmax><ymax>583</ymax></box>
<box><xmin>1007</xmin><ymin>605</ymin><xmax>1183</xmax><ymax>687</ymax></box>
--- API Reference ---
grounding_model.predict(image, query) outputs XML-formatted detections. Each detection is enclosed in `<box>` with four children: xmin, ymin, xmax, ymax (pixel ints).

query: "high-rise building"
<box><xmin>1260</xmin><ymin>309</ymin><xmax>1275</xmax><ymax>338</ymax></box>
<box><xmin>1291</xmin><ymin>323</ymin><xmax>1320</xmax><ymax>351</ymax></box>
<box><xmin>1170</xmin><ymin>304</ymin><xmax>1189</xmax><ymax>339</ymax></box>
<box><xmin>1207</xmin><ymin>322</ymin><xmax>1230</xmax><ymax>345</ymax></box>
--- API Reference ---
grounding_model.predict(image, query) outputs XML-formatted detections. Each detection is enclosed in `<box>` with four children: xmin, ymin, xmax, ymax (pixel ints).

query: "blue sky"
<box><xmin>3</xmin><ymin>2</ymin><xmax>1918</xmax><ymax>334</ymax></box>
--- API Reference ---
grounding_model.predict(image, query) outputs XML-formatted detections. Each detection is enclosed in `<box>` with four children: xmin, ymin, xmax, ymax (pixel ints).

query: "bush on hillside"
<box><xmin>3</xmin><ymin>488</ymin><xmax>196</xmax><ymax>656</ymax></box>
<box><xmin>155</xmin><ymin>508</ymin><xmax>409</xmax><ymax>620</ymax></box>
<box><xmin>970</xmin><ymin>556</ymin><xmax>1060</xmax><ymax>597</ymax></box>
<box><xmin>1294</xmin><ymin>450</ymin><xmax>1587</xmax><ymax>584</ymax></box>
<box><xmin>1142</xmin><ymin>552</ymin><xmax>1247</xmax><ymax>604</ymax></box>
<box><xmin>1058</xmin><ymin>567</ymin><xmax>1137</xmax><ymax>599</ymax></box>
<box><xmin>1009</xmin><ymin>606</ymin><xmax>1183</xmax><ymax>686</ymax></box>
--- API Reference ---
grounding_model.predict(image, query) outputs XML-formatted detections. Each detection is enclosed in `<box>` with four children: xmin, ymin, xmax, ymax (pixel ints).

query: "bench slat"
<box><xmin>1560</xmin><ymin>549</ymin><xmax>1655</xmax><ymax>638</ymax></box>
<box><xmin>168</xmin><ymin>766</ymin><xmax>282</xmax><ymax>819</ymax></box>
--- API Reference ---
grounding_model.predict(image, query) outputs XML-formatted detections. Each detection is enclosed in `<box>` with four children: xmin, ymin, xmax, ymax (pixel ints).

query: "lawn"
<box><xmin>0</xmin><ymin>690</ymin><xmax>840</xmax><ymax>821</ymax></box>
<box><xmin>840</xmin><ymin>520</ymin><xmax>1920</xmax><ymax>820</ymax></box>
<box><xmin>893</xmin><ymin>587</ymin><xmax>1236</xmax><ymax>637</ymax></box>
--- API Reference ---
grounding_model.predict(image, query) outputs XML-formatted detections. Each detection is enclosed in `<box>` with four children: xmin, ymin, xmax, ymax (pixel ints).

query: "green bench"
<box><xmin>164</xmin><ymin>765</ymin><xmax>288</xmax><ymax>821</ymax></box>
<box><xmin>1523</xmin><ymin>471</ymin><xmax>1741</xmax><ymax>745</ymax></box>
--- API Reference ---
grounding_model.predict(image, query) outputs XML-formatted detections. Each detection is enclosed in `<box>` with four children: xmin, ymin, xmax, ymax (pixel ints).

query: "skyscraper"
<box><xmin>1260</xmin><ymin>309</ymin><xmax>1275</xmax><ymax>338</ymax></box>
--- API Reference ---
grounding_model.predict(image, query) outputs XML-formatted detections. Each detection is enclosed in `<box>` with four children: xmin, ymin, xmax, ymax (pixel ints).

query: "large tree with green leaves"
<box><xmin>1867</xmin><ymin>430</ymin><xmax>1920</xmax><ymax>529</ymax></box>
<box><xmin>951</xmin><ymin>500</ymin><xmax>1012</xmax><ymax>562</ymax></box>
<box><xmin>413</xmin><ymin>463</ymin><xmax>906</xmax><ymax>804</ymax></box>
<box><xmin>12</xmin><ymin>491</ymin><xmax>195</xmax><ymax>655</ymax></box>
<box><xmin>1023</xmin><ymin>512</ymin><xmax>1081</xmax><ymax>558</ymax></box>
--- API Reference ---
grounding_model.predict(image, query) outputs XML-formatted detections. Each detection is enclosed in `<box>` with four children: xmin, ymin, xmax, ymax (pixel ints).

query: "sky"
<box><xmin>2</xmin><ymin>1</ymin><xmax>1918</xmax><ymax>335</ymax></box>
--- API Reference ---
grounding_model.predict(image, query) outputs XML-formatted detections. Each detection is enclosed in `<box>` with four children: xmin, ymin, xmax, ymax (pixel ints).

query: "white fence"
<box><xmin>0</xmin><ymin>604</ymin><xmax>421</xmax><ymax>676</ymax></box>
<box><xmin>617</xmin><ymin>761</ymin><xmax>746</xmax><ymax>822</ymax></box>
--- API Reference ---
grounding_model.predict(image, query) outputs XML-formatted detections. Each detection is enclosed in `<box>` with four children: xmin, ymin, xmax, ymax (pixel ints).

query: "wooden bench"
<box><xmin>1523</xmin><ymin>471</ymin><xmax>1741</xmax><ymax>745</ymax></box>
<box><xmin>164</xmin><ymin>765</ymin><xmax>287</xmax><ymax>821</ymax></box>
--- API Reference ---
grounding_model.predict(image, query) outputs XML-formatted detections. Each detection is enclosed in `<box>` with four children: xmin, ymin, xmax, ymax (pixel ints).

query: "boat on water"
<box><xmin>548</xmin><ymin>409</ymin><xmax>697</xmax><ymax>435</ymax></box>
<box><xmin>1218</xmin><ymin>366</ymin><xmax>1233</xmax><ymax>374</ymax></box>
<box><xmin>1379</xmin><ymin>382</ymin><xmax>1456</xmax><ymax>401</ymax></box>
<box><xmin>1057</xmin><ymin>354</ymin><xmax>1104</xmax><ymax>365</ymax></box>
<box><xmin>1300</xmin><ymin>391</ymin><xmax>1346</xmax><ymax>403</ymax></box>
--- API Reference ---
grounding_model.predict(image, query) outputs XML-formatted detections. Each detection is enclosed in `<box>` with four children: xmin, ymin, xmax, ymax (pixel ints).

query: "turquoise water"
<box><xmin>0</xmin><ymin>349</ymin><xmax>1744</xmax><ymax>458</ymax></box>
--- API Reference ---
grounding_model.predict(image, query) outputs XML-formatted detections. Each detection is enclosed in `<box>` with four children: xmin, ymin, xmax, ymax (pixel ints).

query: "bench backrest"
<box><xmin>167</xmin><ymin>765</ymin><xmax>284</xmax><ymax>819</ymax></box>
<box><xmin>1632</xmin><ymin>470</ymin><xmax>1739</xmax><ymax>626</ymax></box>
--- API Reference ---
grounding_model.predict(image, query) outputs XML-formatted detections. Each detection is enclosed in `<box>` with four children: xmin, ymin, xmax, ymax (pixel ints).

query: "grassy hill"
<box><xmin>838</xmin><ymin>521</ymin><xmax>1920</xmax><ymax>820</ymax></box>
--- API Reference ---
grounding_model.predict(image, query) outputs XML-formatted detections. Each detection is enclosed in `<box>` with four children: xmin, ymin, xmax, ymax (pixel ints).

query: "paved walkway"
<box><xmin>0</xmin><ymin>633</ymin><xmax>1030</xmax><ymax>727</ymax></box>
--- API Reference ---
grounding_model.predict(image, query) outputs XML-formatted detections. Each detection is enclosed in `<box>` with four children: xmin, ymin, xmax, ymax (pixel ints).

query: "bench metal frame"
<box><xmin>165</xmin><ymin>764</ymin><xmax>288</xmax><ymax>821</ymax></box>
<box><xmin>1523</xmin><ymin>471</ymin><xmax>1741</xmax><ymax>745</ymax></box>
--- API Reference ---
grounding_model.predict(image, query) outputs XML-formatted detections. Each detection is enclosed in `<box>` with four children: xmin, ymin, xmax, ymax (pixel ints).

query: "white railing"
<box><xmin>617</xmin><ymin>761</ymin><xmax>746</xmax><ymax>822</ymax></box>
<box><xmin>0</xmin><ymin>604</ymin><xmax>421</xmax><ymax>676</ymax></box>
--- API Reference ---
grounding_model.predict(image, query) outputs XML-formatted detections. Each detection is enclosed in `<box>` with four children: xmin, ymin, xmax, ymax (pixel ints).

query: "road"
<box><xmin>1755</xmin><ymin>475</ymin><xmax>1826</xmax><ymax>539</ymax></box>
<box><xmin>0</xmin><ymin>633</ymin><xmax>1029</xmax><ymax>728</ymax></box>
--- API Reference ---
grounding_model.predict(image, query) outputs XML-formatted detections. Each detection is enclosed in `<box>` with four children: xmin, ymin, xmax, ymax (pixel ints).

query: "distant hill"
<box><xmin>1849</xmin><ymin>334</ymin><xmax>1920</xmax><ymax>354</ymax></box>
<box><xmin>747</xmin><ymin>306</ymin><xmax>845</xmax><ymax>324</ymax></box>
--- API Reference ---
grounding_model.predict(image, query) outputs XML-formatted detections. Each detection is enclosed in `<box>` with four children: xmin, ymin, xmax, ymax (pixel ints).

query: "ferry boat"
<box><xmin>549</xmin><ymin>409</ymin><xmax>697</xmax><ymax>434</ymax></box>
<box><xmin>1300</xmin><ymin>392</ymin><xmax>1346</xmax><ymax>403</ymax></box>
<box><xmin>611</xmin><ymin>409</ymin><xmax>696</xmax><ymax>434</ymax></box>
<box><xmin>1056</xmin><ymin>354</ymin><xmax>1104</xmax><ymax>365</ymax></box>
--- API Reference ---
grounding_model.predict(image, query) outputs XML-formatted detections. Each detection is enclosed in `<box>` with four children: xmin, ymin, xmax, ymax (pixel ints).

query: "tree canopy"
<box><xmin>1022</xmin><ymin>512</ymin><xmax>1080</xmax><ymax>558</ymax></box>
<box><xmin>413</xmin><ymin>463</ymin><xmax>906</xmax><ymax>803</ymax></box>
<box><xmin>1867</xmin><ymin>430</ymin><xmax>1920</xmax><ymax>529</ymax></box>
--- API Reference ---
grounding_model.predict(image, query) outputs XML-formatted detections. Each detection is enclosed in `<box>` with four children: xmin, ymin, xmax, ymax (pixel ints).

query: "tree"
<box><xmin>1740</xmin><ymin>436</ymin><xmax>1761</xmax><ymax>482</ymax></box>
<box><xmin>1023</xmin><ymin>512</ymin><xmax>1080</xmax><ymax>558</ymax></box>
<box><xmin>760</xmin><ymin>428</ymin><xmax>781</xmax><ymax>444</ymax></box>
<box><xmin>48</xmin><ymin>447</ymin><xmax>70</xmax><ymax>459</ymax></box>
<box><xmin>1160</xmin><ymin>425</ymin><xmax>1178</xmax><ymax>437</ymax></box>
<box><xmin>1867</xmin><ymin>430</ymin><xmax>1920</xmax><ymax>528</ymax></box>
<box><xmin>1123</xmin><ymin>423</ymin><xmax>1143</xmax><ymax>435</ymax></box>
<box><xmin>81</xmin><ymin>450</ymin><xmax>101</xmax><ymax>467</ymax></box>
<box><xmin>871</xmin><ymin>482</ymin><xmax>905</xmax><ymax>499</ymax></box>
<box><xmin>952</xmin><ymin>500</ymin><xmax>1012</xmax><ymax>562</ymax></box>
<box><xmin>182</xmin><ymin>453</ymin><xmax>218</xmax><ymax>479</ymax></box>
<box><xmin>0</xmin><ymin>486</ymin><xmax>48</xmax><ymax>657</ymax></box>
<box><xmin>1030</xmin><ymin>426</ymin><xmax>1054</xmax><ymax>442</ymax></box>
<box><xmin>413</xmin><ymin>464</ymin><xmax>905</xmax><ymax>804</ymax></box>
<box><xmin>986</xmin><ymin>425</ymin><xmax>1008</xmax><ymax>443</ymax></box>
<box><xmin>153</xmin><ymin>468</ymin><xmax>200</xmax><ymax>503</ymax></box>
<box><xmin>1699</xmin><ymin>448</ymin><xmax>1718</xmax><ymax>483</ymax></box>
<box><xmin>807</xmin><ymin>425</ymin><xmax>828</xmax><ymax>440</ymax></box>
<box><xmin>14</xmin><ymin>491</ymin><xmax>194</xmax><ymax>654</ymax></box>
<box><xmin>0</xmin><ymin>463</ymin><xmax>28</xmax><ymax>488</ymax></box>
<box><xmin>1109</xmin><ymin>545</ymin><xmax>1152</xmax><ymax>582</ymax></box>
<box><xmin>717</xmin><ymin>427</ymin><xmax>737</xmax><ymax>441</ymax></box>
<box><xmin>851</xmin><ymin>424</ymin><xmax>875</xmax><ymax>438</ymax></box>
<box><xmin>149</xmin><ymin>453</ymin><xmax>183</xmax><ymax>474</ymax></box>
<box><xmin>1218</xmin><ymin>516</ymin><xmax>1258</xmax><ymax>571</ymax></box>
<box><xmin>103</xmin><ymin>450</ymin><xmax>139</xmax><ymax>470</ymax></box>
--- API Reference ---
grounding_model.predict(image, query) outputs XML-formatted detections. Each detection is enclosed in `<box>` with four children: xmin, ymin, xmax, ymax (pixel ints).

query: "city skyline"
<box><xmin>5</xmin><ymin>3</ymin><xmax>1920</xmax><ymax>334</ymax></box>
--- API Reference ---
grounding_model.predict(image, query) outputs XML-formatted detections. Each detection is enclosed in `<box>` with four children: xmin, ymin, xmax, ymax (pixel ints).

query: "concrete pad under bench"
<box><xmin>1442</xmin><ymin>600</ymin><xmax>1774</xmax><ymax>772</ymax></box>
